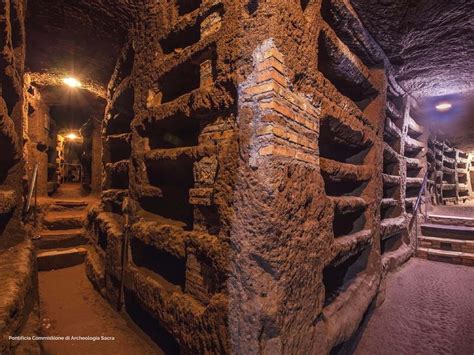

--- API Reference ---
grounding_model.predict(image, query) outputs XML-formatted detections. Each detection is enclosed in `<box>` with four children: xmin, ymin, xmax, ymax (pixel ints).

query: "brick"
<box><xmin>259</xmin><ymin>145</ymin><xmax>277</xmax><ymax>157</ymax></box>
<box><xmin>259</xmin><ymin>100</ymin><xmax>317</xmax><ymax>131</ymax></box>
<box><xmin>256</xmin><ymin>125</ymin><xmax>274</xmax><ymax>136</ymax></box>
<box><xmin>200</xmin><ymin>60</ymin><xmax>214</xmax><ymax>87</ymax></box>
<box><xmin>260</xmin><ymin>46</ymin><xmax>285</xmax><ymax>64</ymax></box>
<box><xmin>244</xmin><ymin>81</ymin><xmax>282</xmax><ymax>97</ymax></box>
<box><xmin>294</xmin><ymin>151</ymin><xmax>318</xmax><ymax>164</ymax></box>
<box><xmin>255</xmin><ymin>69</ymin><xmax>287</xmax><ymax>87</ymax></box>
<box><xmin>200</xmin><ymin>129</ymin><xmax>234</xmax><ymax>141</ymax></box>
<box><xmin>256</xmin><ymin>57</ymin><xmax>286</xmax><ymax>75</ymax></box>
<box><xmin>259</xmin><ymin>144</ymin><xmax>317</xmax><ymax>164</ymax></box>
<box><xmin>290</xmin><ymin>96</ymin><xmax>321</xmax><ymax>118</ymax></box>
<box><xmin>257</xmin><ymin>124</ymin><xmax>317</xmax><ymax>150</ymax></box>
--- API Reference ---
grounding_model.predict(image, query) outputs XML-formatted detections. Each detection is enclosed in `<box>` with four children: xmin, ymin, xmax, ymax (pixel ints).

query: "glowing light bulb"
<box><xmin>435</xmin><ymin>102</ymin><xmax>452</xmax><ymax>112</ymax></box>
<box><xmin>63</xmin><ymin>77</ymin><xmax>82</xmax><ymax>88</ymax></box>
<box><xmin>66</xmin><ymin>133</ymin><xmax>78</xmax><ymax>140</ymax></box>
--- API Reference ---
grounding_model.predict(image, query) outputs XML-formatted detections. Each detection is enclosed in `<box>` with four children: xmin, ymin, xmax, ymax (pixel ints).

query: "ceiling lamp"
<box><xmin>63</xmin><ymin>77</ymin><xmax>82</xmax><ymax>88</ymax></box>
<box><xmin>66</xmin><ymin>132</ymin><xmax>79</xmax><ymax>140</ymax></box>
<box><xmin>435</xmin><ymin>101</ymin><xmax>452</xmax><ymax>112</ymax></box>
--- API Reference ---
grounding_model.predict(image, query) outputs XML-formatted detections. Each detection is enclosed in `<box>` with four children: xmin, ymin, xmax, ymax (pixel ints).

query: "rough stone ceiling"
<box><xmin>351</xmin><ymin>0</ymin><xmax>474</xmax><ymax>98</ymax></box>
<box><xmin>38</xmin><ymin>85</ymin><xmax>105</xmax><ymax>111</ymax></box>
<box><xmin>25</xmin><ymin>0</ymin><xmax>136</xmax><ymax>87</ymax></box>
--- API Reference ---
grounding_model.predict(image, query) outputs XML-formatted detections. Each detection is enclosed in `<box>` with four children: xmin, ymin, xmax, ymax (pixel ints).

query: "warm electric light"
<box><xmin>63</xmin><ymin>77</ymin><xmax>82</xmax><ymax>88</ymax></box>
<box><xmin>66</xmin><ymin>133</ymin><xmax>78</xmax><ymax>140</ymax></box>
<box><xmin>435</xmin><ymin>102</ymin><xmax>452</xmax><ymax>112</ymax></box>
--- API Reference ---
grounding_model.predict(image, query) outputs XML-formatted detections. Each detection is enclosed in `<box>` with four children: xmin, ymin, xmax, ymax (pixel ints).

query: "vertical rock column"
<box><xmin>125</xmin><ymin>1</ymin><xmax>234</xmax><ymax>352</ymax></box>
<box><xmin>230</xmin><ymin>0</ymin><xmax>388</xmax><ymax>351</ymax></box>
<box><xmin>25</xmin><ymin>85</ymin><xmax>52</xmax><ymax>196</ymax></box>
<box><xmin>85</xmin><ymin>39</ymin><xmax>135</xmax><ymax>303</ymax></box>
<box><xmin>0</xmin><ymin>1</ymin><xmax>39</xmax><ymax>353</ymax></box>
<box><xmin>455</xmin><ymin>149</ymin><xmax>470</xmax><ymax>202</ymax></box>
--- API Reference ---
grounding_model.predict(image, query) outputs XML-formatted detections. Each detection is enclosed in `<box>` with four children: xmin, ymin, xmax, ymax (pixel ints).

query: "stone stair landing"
<box><xmin>417</xmin><ymin>214</ymin><xmax>474</xmax><ymax>266</ymax></box>
<box><xmin>427</xmin><ymin>214</ymin><xmax>474</xmax><ymax>227</ymax></box>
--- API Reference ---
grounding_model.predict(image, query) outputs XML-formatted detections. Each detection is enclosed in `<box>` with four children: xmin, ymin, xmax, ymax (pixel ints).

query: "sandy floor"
<box><xmin>354</xmin><ymin>258</ymin><xmax>474</xmax><ymax>355</ymax></box>
<box><xmin>39</xmin><ymin>264</ymin><xmax>163</xmax><ymax>355</ymax></box>
<box><xmin>429</xmin><ymin>199</ymin><xmax>474</xmax><ymax>218</ymax></box>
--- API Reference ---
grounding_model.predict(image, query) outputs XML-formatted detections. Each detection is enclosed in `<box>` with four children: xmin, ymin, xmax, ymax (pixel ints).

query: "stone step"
<box><xmin>53</xmin><ymin>200</ymin><xmax>88</xmax><ymax>207</ymax></box>
<box><xmin>417</xmin><ymin>247</ymin><xmax>474</xmax><ymax>266</ymax></box>
<box><xmin>37</xmin><ymin>247</ymin><xmax>88</xmax><ymax>271</ymax></box>
<box><xmin>418</xmin><ymin>236</ymin><xmax>474</xmax><ymax>253</ymax></box>
<box><xmin>43</xmin><ymin>213</ymin><xmax>85</xmax><ymax>231</ymax></box>
<box><xmin>420</xmin><ymin>223</ymin><xmax>474</xmax><ymax>241</ymax></box>
<box><xmin>34</xmin><ymin>229</ymin><xmax>87</xmax><ymax>250</ymax></box>
<box><xmin>49</xmin><ymin>200</ymin><xmax>89</xmax><ymax>212</ymax></box>
<box><xmin>427</xmin><ymin>214</ymin><xmax>474</xmax><ymax>227</ymax></box>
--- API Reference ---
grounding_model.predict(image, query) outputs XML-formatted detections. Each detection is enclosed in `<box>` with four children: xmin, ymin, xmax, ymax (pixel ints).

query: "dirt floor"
<box><xmin>39</xmin><ymin>264</ymin><xmax>163</xmax><ymax>355</ymax></box>
<box><xmin>354</xmin><ymin>258</ymin><xmax>474</xmax><ymax>355</ymax></box>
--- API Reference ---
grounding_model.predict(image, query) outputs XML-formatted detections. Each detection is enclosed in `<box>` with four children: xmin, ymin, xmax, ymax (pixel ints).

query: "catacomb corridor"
<box><xmin>0</xmin><ymin>0</ymin><xmax>473</xmax><ymax>354</ymax></box>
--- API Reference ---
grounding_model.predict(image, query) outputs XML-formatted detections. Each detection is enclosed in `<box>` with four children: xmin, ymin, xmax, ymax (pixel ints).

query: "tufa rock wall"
<box><xmin>25</xmin><ymin>84</ymin><xmax>52</xmax><ymax>197</ymax></box>
<box><xmin>0</xmin><ymin>0</ymin><xmax>40</xmax><ymax>353</ymax></box>
<box><xmin>84</xmin><ymin>0</ymin><xmax>431</xmax><ymax>353</ymax></box>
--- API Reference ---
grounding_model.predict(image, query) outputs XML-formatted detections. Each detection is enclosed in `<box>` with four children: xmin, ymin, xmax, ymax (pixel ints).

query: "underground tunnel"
<box><xmin>0</xmin><ymin>0</ymin><xmax>473</xmax><ymax>354</ymax></box>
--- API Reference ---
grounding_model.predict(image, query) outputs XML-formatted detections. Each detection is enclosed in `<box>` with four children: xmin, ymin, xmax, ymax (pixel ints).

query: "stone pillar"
<box><xmin>26</xmin><ymin>86</ymin><xmax>51</xmax><ymax>196</ymax></box>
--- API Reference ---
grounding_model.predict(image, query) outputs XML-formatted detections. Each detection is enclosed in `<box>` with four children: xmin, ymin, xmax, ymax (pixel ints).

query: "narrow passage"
<box><xmin>39</xmin><ymin>264</ymin><xmax>162</xmax><ymax>355</ymax></box>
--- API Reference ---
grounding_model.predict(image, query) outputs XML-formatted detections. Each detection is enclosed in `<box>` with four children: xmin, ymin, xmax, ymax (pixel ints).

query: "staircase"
<box><xmin>417</xmin><ymin>214</ymin><xmax>474</xmax><ymax>266</ymax></box>
<box><xmin>35</xmin><ymin>199</ymin><xmax>89</xmax><ymax>271</ymax></box>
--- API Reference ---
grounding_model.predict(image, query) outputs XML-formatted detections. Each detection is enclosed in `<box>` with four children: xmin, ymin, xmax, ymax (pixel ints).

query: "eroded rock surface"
<box><xmin>351</xmin><ymin>0</ymin><xmax>474</xmax><ymax>97</ymax></box>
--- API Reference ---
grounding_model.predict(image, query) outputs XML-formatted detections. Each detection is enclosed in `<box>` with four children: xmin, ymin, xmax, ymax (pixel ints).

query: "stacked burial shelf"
<box><xmin>102</xmin><ymin>41</ymin><xmax>135</xmax><ymax>213</ymax></box>
<box><xmin>0</xmin><ymin>97</ymin><xmax>20</xmax><ymax>228</ymax></box>
<box><xmin>91</xmin><ymin>41</ymin><xmax>135</xmax><ymax>264</ymax></box>
<box><xmin>456</xmin><ymin>150</ymin><xmax>470</xmax><ymax>202</ymax></box>
<box><xmin>426</xmin><ymin>138</ymin><xmax>436</xmax><ymax>203</ymax></box>
<box><xmin>125</xmin><ymin>2</ymin><xmax>230</xmax><ymax>352</ymax></box>
<box><xmin>0</xmin><ymin>1</ymin><xmax>23</xmax><ymax>231</ymax></box>
<box><xmin>428</xmin><ymin>137</ymin><xmax>470</xmax><ymax>205</ymax></box>
<box><xmin>380</xmin><ymin>84</ymin><xmax>426</xmax><ymax>256</ymax></box>
<box><xmin>381</xmin><ymin>88</ymin><xmax>406</xmax><ymax>256</ymax></box>
<box><xmin>46</xmin><ymin>118</ymin><xmax>58</xmax><ymax>194</ymax></box>
<box><xmin>318</xmin><ymin>0</ymin><xmax>381</xmax><ymax>308</ymax></box>
<box><xmin>319</xmin><ymin>0</ymin><xmax>427</xmax><ymax>291</ymax></box>
<box><xmin>404</xmin><ymin>106</ymin><xmax>425</xmax><ymax>214</ymax></box>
